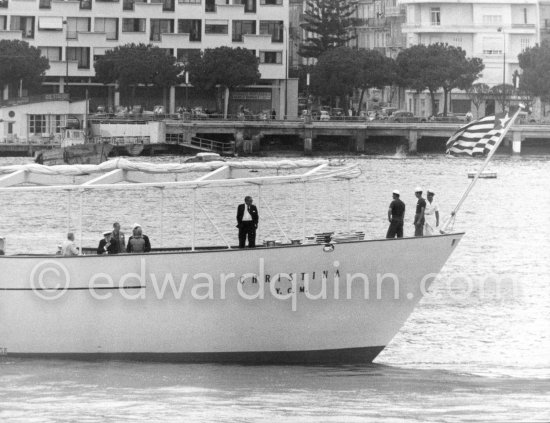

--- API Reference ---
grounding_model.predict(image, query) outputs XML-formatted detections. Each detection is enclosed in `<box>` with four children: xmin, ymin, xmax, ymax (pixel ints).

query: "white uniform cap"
<box><xmin>414</xmin><ymin>186</ymin><xmax>422</xmax><ymax>192</ymax></box>
<box><xmin>427</xmin><ymin>189</ymin><xmax>435</xmax><ymax>194</ymax></box>
<box><xmin>103</xmin><ymin>231</ymin><xmax>112</xmax><ymax>236</ymax></box>
<box><xmin>392</xmin><ymin>189</ymin><xmax>400</xmax><ymax>195</ymax></box>
<box><xmin>133</xmin><ymin>223</ymin><xmax>141</xmax><ymax>230</ymax></box>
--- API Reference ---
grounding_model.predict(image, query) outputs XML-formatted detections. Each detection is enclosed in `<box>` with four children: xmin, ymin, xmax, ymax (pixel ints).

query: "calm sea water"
<box><xmin>0</xmin><ymin>154</ymin><xmax>549</xmax><ymax>422</ymax></box>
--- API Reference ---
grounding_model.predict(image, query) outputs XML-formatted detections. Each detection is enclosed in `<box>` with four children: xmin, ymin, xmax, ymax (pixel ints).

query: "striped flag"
<box><xmin>446</xmin><ymin>113</ymin><xmax>512</xmax><ymax>156</ymax></box>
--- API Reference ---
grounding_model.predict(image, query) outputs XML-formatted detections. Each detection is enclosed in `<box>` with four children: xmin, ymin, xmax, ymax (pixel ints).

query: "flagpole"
<box><xmin>441</xmin><ymin>105</ymin><xmax>524</xmax><ymax>233</ymax></box>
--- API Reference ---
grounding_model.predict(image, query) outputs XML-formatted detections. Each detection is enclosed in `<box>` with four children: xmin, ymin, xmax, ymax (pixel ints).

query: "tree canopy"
<box><xmin>310</xmin><ymin>47</ymin><xmax>359</xmax><ymax>100</ymax></box>
<box><xmin>185</xmin><ymin>47</ymin><xmax>260</xmax><ymax>117</ymax></box>
<box><xmin>396</xmin><ymin>43</ymin><xmax>483</xmax><ymax>114</ymax></box>
<box><xmin>299</xmin><ymin>0</ymin><xmax>357</xmax><ymax>59</ymax></box>
<box><xmin>518</xmin><ymin>43</ymin><xmax>550</xmax><ymax>102</ymax></box>
<box><xmin>466</xmin><ymin>83</ymin><xmax>490</xmax><ymax>118</ymax></box>
<box><xmin>0</xmin><ymin>40</ymin><xmax>49</xmax><ymax>95</ymax></box>
<box><xmin>94</xmin><ymin>43</ymin><xmax>181</xmax><ymax>93</ymax></box>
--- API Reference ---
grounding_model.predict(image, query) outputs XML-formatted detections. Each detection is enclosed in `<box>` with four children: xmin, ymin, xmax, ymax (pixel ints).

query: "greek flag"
<box><xmin>446</xmin><ymin>113</ymin><xmax>512</xmax><ymax>156</ymax></box>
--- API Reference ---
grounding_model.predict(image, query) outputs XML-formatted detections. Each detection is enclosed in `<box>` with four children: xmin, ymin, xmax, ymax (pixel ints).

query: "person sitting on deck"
<box><xmin>126</xmin><ymin>224</ymin><xmax>151</xmax><ymax>253</ymax></box>
<box><xmin>61</xmin><ymin>232</ymin><xmax>79</xmax><ymax>256</ymax></box>
<box><xmin>97</xmin><ymin>231</ymin><xmax>117</xmax><ymax>255</ymax></box>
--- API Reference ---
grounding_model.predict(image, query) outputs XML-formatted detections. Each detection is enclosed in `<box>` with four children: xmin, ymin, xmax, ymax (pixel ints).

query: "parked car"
<box><xmin>319</xmin><ymin>110</ymin><xmax>330</xmax><ymax>121</ymax></box>
<box><xmin>388</xmin><ymin>111</ymin><xmax>427</xmax><ymax>123</ymax></box>
<box><xmin>431</xmin><ymin>112</ymin><xmax>467</xmax><ymax>123</ymax></box>
<box><xmin>378</xmin><ymin>107</ymin><xmax>398</xmax><ymax>120</ymax></box>
<box><xmin>331</xmin><ymin>107</ymin><xmax>345</xmax><ymax>120</ymax></box>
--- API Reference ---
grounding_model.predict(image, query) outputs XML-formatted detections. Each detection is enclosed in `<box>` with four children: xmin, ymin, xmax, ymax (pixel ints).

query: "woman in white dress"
<box><xmin>424</xmin><ymin>190</ymin><xmax>439</xmax><ymax>235</ymax></box>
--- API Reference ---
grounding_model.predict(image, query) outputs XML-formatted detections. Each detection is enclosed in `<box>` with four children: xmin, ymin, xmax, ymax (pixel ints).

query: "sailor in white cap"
<box><xmin>414</xmin><ymin>186</ymin><xmax>426</xmax><ymax>237</ymax></box>
<box><xmin>424</xmin><ymin>189</ymin><xmax>440</xmax><ymax>236</ymax></box>
<box><xmin>386</xmin><ymin>189</ymin><xmax>406</xmax><ymax>239</ymax></box>
<box><xmin>97</xmin><ymin>230</ymin><xmax>116</xmax><ymax>255</ymax></box>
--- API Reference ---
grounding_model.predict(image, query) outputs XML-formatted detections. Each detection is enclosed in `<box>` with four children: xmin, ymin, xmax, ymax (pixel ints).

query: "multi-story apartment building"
<box><xmin>401</xmin><ymin>0</ymin><xmax>539</xmax><ymax>116</ymax></box>
<box><xmin>352</xmin><ymin>0</ymin><xmax>406</xmax><ymax>59</ymax></box>
<box><xmin>0</xmin><ymin>0</ymin><xmax>295</xmax><ymax>116</ymax></box>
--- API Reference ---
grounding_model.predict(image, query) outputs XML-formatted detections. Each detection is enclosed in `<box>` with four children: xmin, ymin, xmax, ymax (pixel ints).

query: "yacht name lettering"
<box><xmin>240</xmin><ymin>270</ymin><xmax>341</xmax><ymax>286</ymax></box>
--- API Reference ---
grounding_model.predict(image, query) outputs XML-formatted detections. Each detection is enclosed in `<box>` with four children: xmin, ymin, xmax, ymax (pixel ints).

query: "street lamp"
<box><xmin>498</xmin><ymin>27</ymin><xmax>506</xmax><ymax>110</ymax></box>
<box><xmin>63</xmin><ymin>19</ymin><xmax>68</xmax><ymax>96</ymax></box>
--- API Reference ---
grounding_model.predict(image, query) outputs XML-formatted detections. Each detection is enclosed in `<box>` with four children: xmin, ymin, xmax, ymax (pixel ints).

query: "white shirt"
<box><xmin>242</xmin><ymin>205</ymin><xmax>253</xmax><ymax>221</ymax></box>
<box><xmin>61</xmin><ymin>240</ymin><xmax>79</xmax><ymax>256</ymax></box>
<box><xmin>425</xmin><ymin>200</ymin><xmax>439</xmax><ymax>225</ymax></box>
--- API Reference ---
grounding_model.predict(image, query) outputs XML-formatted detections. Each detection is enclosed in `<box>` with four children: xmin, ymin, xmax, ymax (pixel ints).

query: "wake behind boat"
<box><xmin>0</xmin><ymin>159</ymin><xmax>463</xmax><ymax>364</ymax></box>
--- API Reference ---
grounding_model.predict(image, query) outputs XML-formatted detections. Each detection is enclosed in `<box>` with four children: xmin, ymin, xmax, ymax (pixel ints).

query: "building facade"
<box><xmin>0</xmin><ymin>0</ymin><xmax>296</xmax><ymax>116</ymax></box>
<box><xmin>401</xmin><ymin>0</ymin><xmax>540</xmax><ymax>116</ymax></box>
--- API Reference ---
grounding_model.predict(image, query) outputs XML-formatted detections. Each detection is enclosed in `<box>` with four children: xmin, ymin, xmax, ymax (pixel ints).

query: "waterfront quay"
<box><xmin>2</xmin><ymin>119</ymin><xmax>550</xmax><ymax>157</ymax></box>
<box><xmin>164</xmin><ymin>119</ymin><xmax>550</xmax><ymax>155</ymax></box>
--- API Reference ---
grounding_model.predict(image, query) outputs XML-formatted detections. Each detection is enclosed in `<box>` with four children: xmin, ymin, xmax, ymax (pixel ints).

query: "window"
<box><xmin>232</xmin><ymin>20</ymin><xmax>255</xmax><ymax>42</ymax></box>
<box><xmin>0</xmin><ymin>0</ymin><xmax>7</xmax><ymax>8</ymax></box>
<box><xmin>122</xmin><ymin>18</ymin><xmax>145</xmax><ymax>32</ymax></box>
<box><xmin>66</xmin><ymin>17</ymin><xmax>90</xmax><ymax>39</ymax></box>
<box><xmin>260</xmin><ymin>20</ymin><xmax>283</xmax><ymax>42</ymax></box>
<box><xmin>10</xmin><ymin>16</ymin><xmax>35</xmax><ymax>38</ymax></box>
<box><xmin>178</xmin><ymin>19</ymin><xmax>201</xmax><ymax>41</ymax></box>
<box><xmin>39</xmin><ymin>0</ymin><xmax>51</xmax><ymax>9</ymax></box>
<box><xmin>28</xmin><ymin>115</ymin><xmax>66</xmax><ymax>135</ymax></box>
<box><xmin>150</xmin><ymin>19</ymin><xmax>173</xmax><ymax>41</ymax></box>
<box><xmin>524</xmin><ymin>8</ymin><xmax>527</xmax><ymax>24</ymax></box>
<box><xmin>430</xmin><ymin>8</ymin><xmax>440</xmax><ymax>26</ymax></box>
<box><xmin>29</xmin><ymin>115</ymin><xmax>47</xmax><ymax>135</ymax></box>
<box><xmin>260</xmin><ymin>51</ymin><xmax>282</xmax><ymax>64</ymax></box>
<box><xmin>205</xmin><ymin>0</ymin><xmax>215</xmax><ymax>12</ymax></box>
<box><xmin>151</xmin><ymin>0</ymin><xmax>174</xmax><ymax>11</ymax></box>
<box><xmin>205</xmin><ymin>20</ymin><xmax>228</xmax><ymax>34</ymax></box>
<box><xmin>0</xmin><ymin>16</ymin><xmax>6</xmax><ymax>30</ymax></box>
<box><xmin>95</xmin><ymin>18</ymin><xmax>118</xmax><ymax>40</ymax></box>
<box><xmin>521</xmin><ymin>37</ymin><xmax>531</xmax><ymax>51</ymax></box>
<box><xmin>260</xmin><ymin>0</ymin><xmax>282</xmax><ymax>4</ymax></box>
<box><xmin>67</xmin><ymin>47</ymin><xmax>90</xmax><ymax>69</ymax></box>
<box><xmin>176</xmin><ymin>48</ymin><xmax>200</xmax><ymax>65</ymax></box>
<box><xmin>241</xmin><ymin>0</ymin><xmax>256</xmax><ymax>13</ymax></box>
<box><xmin>482</xmin><ymin>37</ymin><xmax>502</xmax><ymax>55</ymax></box>
<box><xmin>39</xmin><ymin>46</ymin><xmax>62</xmax><ymax>61</ymax></box>
<box><xmin>123</xmin><ymin>0</ymin><xmax>145</xmax><ymax>10</ymax></box>
<box><xmin>179</xmin><ymin>0</ymin><xmax>200</xmax><ymax>2</ymax></box>
<box><xmin>482</xmin><ymin>15</ymin><xmax>502</xmax><ymax>25</ymax></box>
<box><xmin>53</xmin><ymin>115</ymin><xmax>65</xmax><ymax>134</ymax></box>
<box><xmin>80</xmin><ymin>0</ymin><xmax>91</xmax><ymax>9</ymax></box>
<box><xmin>452</xmin><ymin>36</ymin><xmax>462</xmax><ymax>47</ymax></box>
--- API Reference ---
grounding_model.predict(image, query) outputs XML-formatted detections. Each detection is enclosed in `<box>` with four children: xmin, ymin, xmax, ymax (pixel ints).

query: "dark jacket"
<box><xmin>126</xmin><ymin>235</ymin><xmax>151</xmax><ymax>253</ymax></box>
<box><xmin>97</xmin><ymin>238</ymin><xmax>118</xmax><ymax>255</ymax></box>
<box><xmin>236</xmin><ymin>203</ymin><xmax>259</xmax><ymax>227</ymax></box>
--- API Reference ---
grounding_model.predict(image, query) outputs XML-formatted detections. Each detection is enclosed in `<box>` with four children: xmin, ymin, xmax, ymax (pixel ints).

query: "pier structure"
<box><xmin>1</xmin><ymin>120</ymin><xmax>548</xmax><ymax>156</ymax></box>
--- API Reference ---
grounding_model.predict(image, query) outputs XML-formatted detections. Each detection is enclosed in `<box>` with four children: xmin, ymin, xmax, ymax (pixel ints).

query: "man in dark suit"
<box><xmin>236</xmin><ymin>196</ymin><xmax>259</xmax><ymax>248</ymax></box>
<box><xmin>97</xmin><ymin>231</ymin><xmax>118</xmax><ymax>255</ymax></box>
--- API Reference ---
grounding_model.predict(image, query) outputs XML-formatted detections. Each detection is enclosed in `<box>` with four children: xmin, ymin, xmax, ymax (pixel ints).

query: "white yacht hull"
<box><xmin>0</xmin><ymin>234</ymin><xmax>463</xmax><ymax>363</ymax></box>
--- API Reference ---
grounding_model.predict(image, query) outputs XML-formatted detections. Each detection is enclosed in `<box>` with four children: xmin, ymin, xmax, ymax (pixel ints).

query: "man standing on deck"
<box><xmin>424</xmin><ymin>190</ymin><xmax>440</xmax><ymax>236</ymax></box>
<box><xmin>386</xmin><ymin>190</ymin><xmax>405</xmax><ymax>239</ymax></box>
<box><xmin>237</xmin><ymin>196</ymin><xmax>259</xmax><ymax>248</ymax></box>
<box><xmin>414</xmin><ymin>187</ymin><xmax>426</xmax><ymax>237</ymax></box>
<box><xmin>111</xmin><ymin>222</ymin><xmax>125</xmax><ymax>254</ymax></box>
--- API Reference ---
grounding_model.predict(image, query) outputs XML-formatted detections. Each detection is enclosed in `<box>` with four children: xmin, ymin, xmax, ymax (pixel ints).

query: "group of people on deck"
<box><xmin>60</xmin><ymin>222</ymin><xmax>151</xmax><ymax>256</ymax></box>
<box><xmin>97</xmin><ymin>222</ymin><xmax>151</xmax><ymax>255</ymax></box>
<box><xmin>386</xmin><ymin>187</ymin><xmax>439</xmax><ymax>239</ymax></box>
<box><xmin>58</xmin><ymin>192</ymin><xmax>438</xmax><ymax>257</ymax></box>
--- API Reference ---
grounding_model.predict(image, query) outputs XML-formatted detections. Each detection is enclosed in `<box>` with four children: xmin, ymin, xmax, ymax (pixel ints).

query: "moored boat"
<box><xmin>0</xmin><ymin>159</ymin><xmax>463</xmax><ymax>364</ymax></box>
<box><xmin>34</xmin><ymin>129</ymin><xmax>112</xmax><ymax>165</ymax></box>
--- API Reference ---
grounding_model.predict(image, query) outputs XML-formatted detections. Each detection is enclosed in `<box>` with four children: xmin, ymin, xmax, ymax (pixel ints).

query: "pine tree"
<box><xmin>299</xmin><ymin>0</ymin><xmax>358</xmax><ymax>59</ymax></box>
